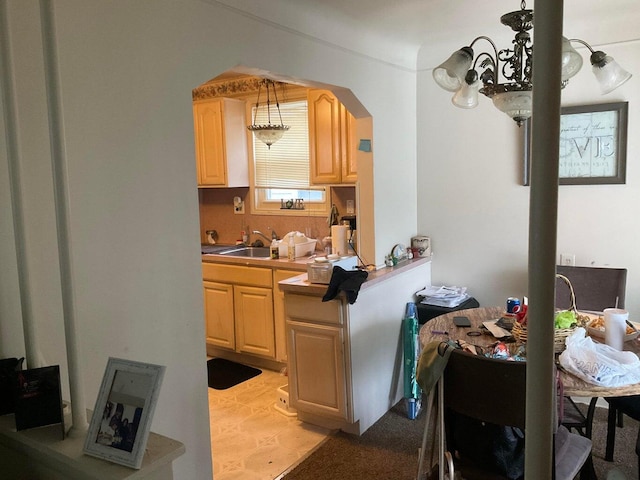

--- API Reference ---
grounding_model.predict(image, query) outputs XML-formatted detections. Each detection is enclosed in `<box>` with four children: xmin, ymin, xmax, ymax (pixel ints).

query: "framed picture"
<box><xmin>83</xmin><ymin>358</ymin><xmax>165</xmax><ymax>469</ymax></box>
<box><xmin>522</xmin><ymin>101</ymin><xmax>628</xmax><ymax>185</ymax></box>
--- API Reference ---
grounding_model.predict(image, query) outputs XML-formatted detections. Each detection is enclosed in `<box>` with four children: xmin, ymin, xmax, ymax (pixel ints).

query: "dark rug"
<box><xmin>206</xmin><ymin>358</ymin><xmax>261</xmax><ymax>390</ymax></box>
<box><xmin>283</xmin><ymin>400</ymin><xmax>639</xmax><ymax>479</ymax></box>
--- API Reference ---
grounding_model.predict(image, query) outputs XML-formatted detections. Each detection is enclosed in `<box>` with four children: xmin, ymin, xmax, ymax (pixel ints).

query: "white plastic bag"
<box><xmin>558</xmin><ymin>327</ymin><xmax>640</xmax><ymax>387</ymax></box>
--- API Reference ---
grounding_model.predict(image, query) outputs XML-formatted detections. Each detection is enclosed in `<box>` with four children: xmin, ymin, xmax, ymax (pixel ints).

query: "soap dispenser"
<box><xmin>287</xmin><ymin>234</ymin><xmax>296</xmax><ymax>261</ymax></box>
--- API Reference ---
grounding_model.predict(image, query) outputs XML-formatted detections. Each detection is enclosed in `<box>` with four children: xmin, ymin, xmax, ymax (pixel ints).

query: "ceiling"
<box><xmin>214</xmin><ymin>0</ymin><xmax>640</xmax><ymax>70</ymax></box>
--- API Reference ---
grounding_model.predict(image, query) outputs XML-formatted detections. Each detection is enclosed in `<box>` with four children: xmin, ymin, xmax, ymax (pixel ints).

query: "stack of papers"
<box><xmin>417</xmin><ymin>285</ymin><xmax>469</xmax><ymax>308</ymax></box>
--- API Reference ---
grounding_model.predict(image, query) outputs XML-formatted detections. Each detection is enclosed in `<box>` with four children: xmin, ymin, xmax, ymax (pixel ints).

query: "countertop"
<box><xmin>278</xmin><ymin>256</ymin><xmax>432</xmax><ymax>295</ymax></box>
<box><xmin>201</xmin><ymin>251</ymin><xmax>312</xmax><ymax>271</ymax></box>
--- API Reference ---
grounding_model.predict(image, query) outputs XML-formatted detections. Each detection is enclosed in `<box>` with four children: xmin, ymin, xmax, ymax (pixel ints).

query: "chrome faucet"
<box><xmin>252</xmin><ymin>230</ymin><xmax>277</xmax><ymax>243</ymax></box>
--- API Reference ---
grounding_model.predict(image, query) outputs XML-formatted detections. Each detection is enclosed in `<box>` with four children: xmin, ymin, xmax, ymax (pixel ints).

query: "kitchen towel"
<box><xmin>322</xmin><ymin>266</ymin><xmax>368</xmax><ymax>304</ymax></box>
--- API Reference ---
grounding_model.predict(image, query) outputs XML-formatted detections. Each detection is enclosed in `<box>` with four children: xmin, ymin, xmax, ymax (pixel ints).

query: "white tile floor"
<box><xmin>209</xmin><ymin>366</ymin><xmax>331</xmax><ymax>480</ymax></box>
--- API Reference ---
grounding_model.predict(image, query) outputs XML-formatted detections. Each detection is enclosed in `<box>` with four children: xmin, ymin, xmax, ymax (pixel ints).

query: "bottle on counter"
<box><xmin>287</xmin><ymin>235</ymin><xmax>296</xmax><ymax>261</ymax></box>
<box><xmin>270</xmin><ymin>239</ymin><xmax>280</xmax><ymax>259</ymax></box>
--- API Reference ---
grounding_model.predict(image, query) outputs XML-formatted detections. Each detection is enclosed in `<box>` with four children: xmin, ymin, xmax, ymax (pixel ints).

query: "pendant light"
<box><xmin>247</xmin><ymin>79</ymin><xmax>290</xmax><ymax>148</ymax></box>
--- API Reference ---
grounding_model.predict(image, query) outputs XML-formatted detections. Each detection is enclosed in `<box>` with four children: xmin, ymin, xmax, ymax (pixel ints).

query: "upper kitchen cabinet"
<box><xmin>193</xmin><ymin>98</ymin><xmax>249</xmax><ymax>187</ymax></box>
<box><xmin>308</xmin><ymin>90</ymin><xmax>357</xmax><ymax>185</ymax></box>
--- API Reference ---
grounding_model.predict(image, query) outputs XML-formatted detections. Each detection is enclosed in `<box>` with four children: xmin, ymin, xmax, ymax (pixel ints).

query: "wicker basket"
<box><xmin>512</xmin><ymin>274</ymin><xmax>589</xmax><ymax>353</ymax></box>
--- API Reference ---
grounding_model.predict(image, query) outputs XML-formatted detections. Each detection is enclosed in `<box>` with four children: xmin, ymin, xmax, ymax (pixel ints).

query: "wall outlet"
<box><xmin>560</xmin><ymin>253</ymin><xmax>575</xmax><ymax>266</ymax></box>
<box><xmin>233</xmin><ymin>196</ymin><xmax>245</xmax><ymax>214</ymax></box>
<box><xmin>346</xmin><ymin>200</ymin><xmax>355</xmax><ymax>214</ymax></box>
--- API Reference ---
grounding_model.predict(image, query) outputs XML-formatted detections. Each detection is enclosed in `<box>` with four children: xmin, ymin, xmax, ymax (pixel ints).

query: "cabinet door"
<box><xmin>273</xmin><ymin>270</ymin><xmax>302</xmax><ymax>363</ymax></box>
<box><xmin>287</xmin><ymin>321</ymin><xmax>349</xmax><ymax>421</ymax></box>
<box><xmin>234</xmin><ymin>285</ymin><xmax>275</xmax><ymax>358</ymax></box>
<box><xmin>308</xmin><ymin>89</ymin><xmax>341</xmax><ymax>184</ymax></box>
<box><xmin>193</xmin><ymin>100</ymin><xmax>227</xmax><ymax>186</ymax></box>
<box><xmin>203</xmin><ymin>281</ymin><xmax>235</xmax><ymax>349</ymax></box>
<box><xmin>340</xmin><ymin>106</ymin><xmax>357</xmax><ymax>183</ymax></box>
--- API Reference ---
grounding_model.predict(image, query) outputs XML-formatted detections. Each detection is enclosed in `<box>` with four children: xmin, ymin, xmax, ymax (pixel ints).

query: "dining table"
<box><xmin>418</xmin><ymin>306</ymin><xmax>640</xmax><ymax>398</ymax></box>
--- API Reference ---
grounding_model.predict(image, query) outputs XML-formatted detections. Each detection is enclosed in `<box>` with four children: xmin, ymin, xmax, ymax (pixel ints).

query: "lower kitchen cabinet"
<box><xmin>202</xmin><ymin>262</ymin><xmax>276</xmax><ymax>359</ymax></box>
<box><xmin>203</xmin><ymin>281</ymin><xmax>234</xmax><ymax>349</ymax></box>
<box><xmin>281</xmin><ymin>258</ymin><xmax>432</xmax><ymax>435</ymax></box>
<box><xmin>273</xmin><ymin>269</ymin><xmax>302</xmax><ymax>363</ymax></box>
<box><xmin>285</xmin><ymin>292</ymin><xmax>352</xmax><ymax>423</ymax></box>
<box><xmin>234</xmin><ymin>285</ymin><xmax>274</xmax><ymax>357</ymax></box>
<box><xmin>287</xmin><ymin>320</ymin><xmax>349</xmax><ymax>420</ymax></box>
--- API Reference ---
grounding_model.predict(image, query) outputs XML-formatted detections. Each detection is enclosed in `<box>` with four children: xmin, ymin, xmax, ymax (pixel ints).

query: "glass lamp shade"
<box><xmin>433</xmin><ymin>47</ymin><xmax>474</xmax><ymax>92</ymax></box>
<box><xmin>248</xmin><ymin>124</ymin><xmax>290</xmax><ymax>149</ymax></box>
<box><xmin>561</xmin><ymin>37</ymin><xmax>583</xmax><ymax>82</ymax></box>
<box><xmin>590</xmin><ymin>52</ymin><xmax>632</xmax><ymax>95</ymax></box>
<box><xmin>452</xmin><ymin>79</ymin><xmax>480</xmax><ymax>109</ymax></box>
<box><xmin>491</xmin><ymin>90</ymin><xmax>532</xmax><ymax>126</ymax></box>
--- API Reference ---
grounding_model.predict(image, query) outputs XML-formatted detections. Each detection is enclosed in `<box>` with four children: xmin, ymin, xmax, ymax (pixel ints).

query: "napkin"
<box><xmin>482</xmin><ymin>320</ymin><xmax>512</xmax><ymax>339</ymax></box>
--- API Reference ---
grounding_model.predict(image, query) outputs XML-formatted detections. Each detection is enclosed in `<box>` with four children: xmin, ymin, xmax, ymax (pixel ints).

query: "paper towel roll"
<box><xmin>604</xmin><ymin>308</ymin><xmax>628</xmax><ymax>350</ymax></box>
<box><xmin>331</xmin><ymin>225</ymin><xmax>350</xmax><ymax>256</ymax></box>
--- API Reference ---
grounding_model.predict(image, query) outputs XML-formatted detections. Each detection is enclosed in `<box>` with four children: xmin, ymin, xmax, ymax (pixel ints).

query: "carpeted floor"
<box><xmin>283</xmin><ymin>400</ymin><xmax>638</xmax><ymax>479</ymax></box>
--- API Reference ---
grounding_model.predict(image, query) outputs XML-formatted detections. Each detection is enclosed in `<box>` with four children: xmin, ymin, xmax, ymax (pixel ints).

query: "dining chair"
<box><xmin>440</xmin><ymin>348</ymin><xmax>594</xmax><ymax>480</ymax></box>
<box><xmin>603</xmin><ymin>394</ymin><xmax>640</xmax><ymax>474</ymax></box>
<box><xmin>555</xmin><ymin>265</ymin><xmax>627</xmax><ymax>439</ymax></box>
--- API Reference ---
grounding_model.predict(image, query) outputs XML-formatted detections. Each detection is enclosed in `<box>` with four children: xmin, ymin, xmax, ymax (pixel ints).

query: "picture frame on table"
<box><xmin>83</xmin><ymin>358</ymin><xmax>165</xmax><ymax>469</ymax></box>
<box><xmin>522</xmin><ymin>101</ymin><xmax>628</xmax><ymax>186</ymax></box>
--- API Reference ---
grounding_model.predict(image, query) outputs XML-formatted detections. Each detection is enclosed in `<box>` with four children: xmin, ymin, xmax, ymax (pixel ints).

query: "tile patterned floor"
<box><xmin>209</xmin><ymin>366</ymin><xmax>331</xmax><ymax>479</ymax></box>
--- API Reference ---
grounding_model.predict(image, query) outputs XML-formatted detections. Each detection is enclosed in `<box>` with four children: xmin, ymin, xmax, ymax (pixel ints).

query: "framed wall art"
<box><xmin>522</xmin><ymin>101</ymin><xmax>628</xmax><ymax>185</ymax></box>
<box><xmin>83</xmin><ymin>358</ymin><xmax>165</xmax><ymax>469</ymax></box>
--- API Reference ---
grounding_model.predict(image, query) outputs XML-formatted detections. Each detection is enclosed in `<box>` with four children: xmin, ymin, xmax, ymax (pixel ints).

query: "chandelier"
<box><xmin>432</xmin><ymin>0</ymin><xmax>632</xmax><ymax>125</ymax></box>
<box><xmin>247</xmin><ymin>79</ymin><xmax>290</xmax><ymax>148</ymax></box>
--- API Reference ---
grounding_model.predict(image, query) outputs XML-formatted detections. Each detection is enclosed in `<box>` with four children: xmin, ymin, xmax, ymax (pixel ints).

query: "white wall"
<box><xmin>0</xmin><ymin>0</ymin><xmax>418</xmax><ymax>477</ymax></box>
<box><xmin>417</xmin><ymin>31</ymin><xmax>640</xmax><ymax>314</ymax></box>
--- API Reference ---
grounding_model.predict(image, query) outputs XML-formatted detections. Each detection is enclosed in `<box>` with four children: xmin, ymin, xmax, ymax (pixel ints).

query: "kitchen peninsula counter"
<box><xmin>278</xmin><ymin>256</ymin><xmax>432</xmax><ymax>294</ymax></box>
<box><xmin>278</xmin><ymin>256</ymin><xmax>432</xmax><ymax>435</ymax></box>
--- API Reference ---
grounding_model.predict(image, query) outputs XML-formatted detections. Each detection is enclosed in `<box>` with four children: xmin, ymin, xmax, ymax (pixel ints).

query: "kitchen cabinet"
<box><xmin>202</xmin><ymin>263</ymin><xmax>275</xmax><ymax>358</ymax></box>
<box><xmin>273</xmin><ymin>269</ymin><xmax>303</xmax><ymax>363</ymax></box>
<box><xmin>285</xmin><ymin>293</ymin><xmax>351</xmax><ymax>421</ymax></box>
<box><xmin>203</xmin><ymin>281</ymin><xmax>235</xmax><ymax>349</ymax></box>
<box><xmin>193</xmin><ymin>97</ymin><xmax>249</xmax><ymax>187</ymax></box>
<box><xmin>281</xmin><ymin>258</ymin><xmax>432</xmax><ymax>434</ymax></box>
<box><xmin>308</xmin><ymin>89</ymin><xmax>357</xmax><ymax>185</ymax></box>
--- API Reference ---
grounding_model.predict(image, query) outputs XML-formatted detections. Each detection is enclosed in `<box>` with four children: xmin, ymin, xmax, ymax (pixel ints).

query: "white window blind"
<box><xmin>253</xmin><ymin>100</ymin><xmax>309</xmax><ymax>188</ymax></box>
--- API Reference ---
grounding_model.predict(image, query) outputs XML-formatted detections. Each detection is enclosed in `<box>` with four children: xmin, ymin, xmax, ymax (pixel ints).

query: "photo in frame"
<box><xmin>83</xmin><ymin>358</ymin><xmax>165</xmax><ymax>469</ymax></box>
<box><xmin>522</xmin><ymin>101</ymin><xmax>628</xmax><ymax>185</ymax></box>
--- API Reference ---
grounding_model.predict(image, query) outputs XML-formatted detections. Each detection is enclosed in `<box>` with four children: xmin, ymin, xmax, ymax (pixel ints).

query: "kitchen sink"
<box><xmin>217</xmin><ymin>246</ymin><xmax>271</xmax><ymax>258</ymax></box>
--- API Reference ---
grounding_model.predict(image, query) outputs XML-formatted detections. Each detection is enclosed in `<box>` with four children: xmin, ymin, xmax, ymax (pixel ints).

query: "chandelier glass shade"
<box><xmin>432</xmin><ymin>0</ymin><xmax>632</xmax><ymax>125</ymax></box>
<box><xmin>247</xmin><ymin>79</ymin><xmax>290</xmax><ymax>148</ymax></box>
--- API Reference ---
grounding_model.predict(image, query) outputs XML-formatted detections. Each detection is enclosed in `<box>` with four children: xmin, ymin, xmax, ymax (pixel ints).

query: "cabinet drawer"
<box><xmin>285</xmin><ymin>293</ymin><xmax>343</xmax><ymax>325</ymax></box>
<box><xmin>202</xmin><ymin>263</ymin><xmax>272</xmax><ymax>288</ymax></box>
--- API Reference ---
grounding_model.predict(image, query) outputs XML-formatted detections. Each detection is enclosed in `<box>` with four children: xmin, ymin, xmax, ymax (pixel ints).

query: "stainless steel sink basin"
<box><xmin>217</xmin><ymin>246</ymin><xmax>271</xmax><ymax>258</ymax></box>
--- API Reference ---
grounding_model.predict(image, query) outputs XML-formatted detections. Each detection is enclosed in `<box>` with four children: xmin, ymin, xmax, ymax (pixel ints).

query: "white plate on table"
<box><xmin>586</xmin><ymin>316</ymin><xmax>640</xmax><ymax>342</ymax></box>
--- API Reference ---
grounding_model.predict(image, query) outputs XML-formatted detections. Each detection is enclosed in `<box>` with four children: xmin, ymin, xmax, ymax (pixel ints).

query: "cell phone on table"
<box><xmin>453</xmin><ymin>316</ymin><xmax>472</xmax><ymax>327</ymax></box>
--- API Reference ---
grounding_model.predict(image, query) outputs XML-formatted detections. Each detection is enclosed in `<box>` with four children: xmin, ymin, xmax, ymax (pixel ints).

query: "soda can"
<box><xmin>507</xmin><ymin>297</ymin><xmax>521</xmax><ymax>314</ymax></box>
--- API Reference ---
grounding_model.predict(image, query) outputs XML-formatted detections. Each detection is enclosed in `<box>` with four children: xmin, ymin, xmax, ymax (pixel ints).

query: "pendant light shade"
<box><xmin>590</xmin><ymin>51</ymin><xmax>633</xmax><ymax>95</ymax></box>
<box><xmin>452</xmin><ymin>70</ymin><xmax>480</xmax><ymax>109</ymax></box>
<box><xmin>247</xmin><ymin>79</ymin><xmax>290</xmax><ymax>149</ymax></box>
<box><xmin>433</xmin><ymin>47</ymin><xmax>474</xmax><ymax>92</ymax></box>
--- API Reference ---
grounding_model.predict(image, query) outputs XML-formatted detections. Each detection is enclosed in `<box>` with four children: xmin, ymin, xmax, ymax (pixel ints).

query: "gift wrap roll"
<box><xmin>331</xmin><ymin>225</ymin><xmax>350</xmax><ymax>256</ymax></box>
<box><xmin>604</xmin><ymin>308</ymin><xmax>628</xmax><ymax>350</ymax></box>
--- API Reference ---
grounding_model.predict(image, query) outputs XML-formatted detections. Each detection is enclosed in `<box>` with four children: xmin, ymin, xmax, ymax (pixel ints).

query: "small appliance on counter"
<box><xmin>307</xmin><ymin>255</ymin><xmax>359</xmax><ymax>284</ymax></box>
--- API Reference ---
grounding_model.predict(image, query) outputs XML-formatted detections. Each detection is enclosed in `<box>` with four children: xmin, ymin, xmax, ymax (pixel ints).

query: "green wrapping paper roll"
<box><xmin>403</xmin><ymin>302</ymin><xmax>421</xmax><ymax>418</ymax></box>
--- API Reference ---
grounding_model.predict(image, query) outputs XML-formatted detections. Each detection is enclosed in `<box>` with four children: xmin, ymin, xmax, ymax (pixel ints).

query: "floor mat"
<box><xmin>207</xmin><ymin>358</ymin><xmax>261</xmax><ymax>390</ymax></box>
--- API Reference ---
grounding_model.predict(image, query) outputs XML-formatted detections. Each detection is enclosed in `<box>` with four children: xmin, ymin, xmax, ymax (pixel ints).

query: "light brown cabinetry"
<box><xmin>285</xmin><ymin>293</ymin><xmax>351</xmax><ymax>422</ymax></box>
<box><xmin>308</xmin><ymin>90</ymin><xmax>357</xmax><ymax>185</ymax></box>
<box><xmin>273</xmin><ymin>269</ymin><xmax>302</xmax><ymax>362</ymax></box>
<box><xmin>193</xmin><ymin>98</ymin><xmax>248</xmax><ymax>187</ymax></box>
<box><xmin>202</xmin><ymin>263</ymin><xmax>275</xmax><ymax>358</ymax></box>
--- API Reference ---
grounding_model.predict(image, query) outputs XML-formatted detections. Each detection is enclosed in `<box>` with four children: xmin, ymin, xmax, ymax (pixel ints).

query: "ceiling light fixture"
<box><xmin>247</xmin><ymin>79</ymin><xmax>290</xmax><ymax>148</ymax></box>
<box><xmin>432</xmin><ymin>0</ymin><xmax>632</xmax><ymax>126</ymax></box>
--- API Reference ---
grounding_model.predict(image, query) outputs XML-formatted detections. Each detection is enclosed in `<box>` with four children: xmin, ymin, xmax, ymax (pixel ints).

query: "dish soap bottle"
<box><xmin>270</xmin><ymin>239</ymin><xmax>279</xmax><ymax>259</ymax></box>
<box><xmin>287</xmin><ymin>234</ymin><xmax>296</xmax><ymax>261</ymax></box>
